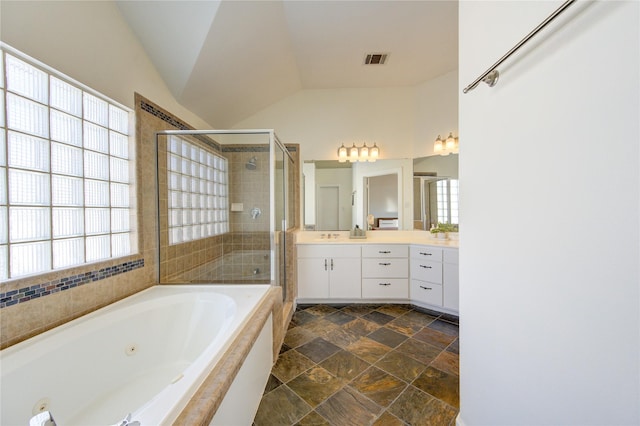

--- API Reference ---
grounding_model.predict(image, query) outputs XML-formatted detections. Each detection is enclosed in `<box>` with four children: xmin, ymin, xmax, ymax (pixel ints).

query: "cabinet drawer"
<box><xmin>410</xmin><ymin>246</ymin><xmax>443</xmax><ymax>262</ymax></box>
<box><xmin>297</xmin><ymin>244</ymin><xmax>361</xmax><ymax>258</ymax></box>
<box><xmin>362</xmin><ymin>278</ymin><xmax>408</xmax><ymax>299</ymax></box>
<box><xmin>362</xmin><ymin>244</ymin><xmax>408</xmax><ymax>258</ymax></box>
<box><xmin>362</xmin><ymin>258</ymin><xmax>408</xmax><ymax>278</ymax></box>
<box><xmin>411</xmin><ymin>279</ymin><xmax>443</xmax><ymax>306</ymax></box>
<box><xmin>410</xmin><ymin>260</ymin><xmax>442</xmax><ymax>284</ymax></box>
<box><xmin>443</xmin><ymin>249</ymin><xmax>459</xmax><ymax>264</ymax></box>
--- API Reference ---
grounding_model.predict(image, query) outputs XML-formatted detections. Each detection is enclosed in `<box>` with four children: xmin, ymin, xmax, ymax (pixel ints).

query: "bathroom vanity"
<box><xmin>296</xmin><ymin>231</ymin><xmax>459</xmax><ymax>314</ymax></box>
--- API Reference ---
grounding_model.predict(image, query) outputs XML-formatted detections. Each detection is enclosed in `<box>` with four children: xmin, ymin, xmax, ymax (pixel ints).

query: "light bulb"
<box><xmin>337</xmin><ymin>144</ymin><xmax>347</xmax><ymax>163</ymax></box>
<box><xmin>359</xmin><ymin>143</ymin><xmax>369</xmax><ymax>161</ymax></box>
<box><xmin>434</xmin><ymin>135</ymin><xmax>443</xmax><ymax>152</ymax></box>
<box><xmin>446</xmin><ymin>132</ymin><xmax>456</xmax><ymax>150</ymax></box>
<box><xmin>349</xmin><ymin>144</ymin><xmax>359</xmax><ymax>162</ymax></box>
<box><xmin>369</xmin><ymin>143</ymin><xmax>379</xmax><ymax>162</ymax></box>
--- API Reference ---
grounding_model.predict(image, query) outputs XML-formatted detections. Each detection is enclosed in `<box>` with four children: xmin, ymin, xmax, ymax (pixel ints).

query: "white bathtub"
<box><xmin>0</xmin><ymin>284</ymin><xmax>275</xmax><ymax>426</ymax></box>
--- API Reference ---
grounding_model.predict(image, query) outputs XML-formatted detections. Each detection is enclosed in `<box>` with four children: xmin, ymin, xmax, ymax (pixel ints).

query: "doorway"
<box><xmin>316</xmin><ymin>185</ymin><xmax>339</xmax><ymax>230</ymax></box>
<box><xmin>363</xmin><ymin>172</ymin><xmax>400</xmax><ymax>229</ymax></box>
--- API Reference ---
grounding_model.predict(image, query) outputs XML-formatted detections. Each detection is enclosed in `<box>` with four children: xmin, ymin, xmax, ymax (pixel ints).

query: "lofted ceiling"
<box><xmin>115</xmin><ymin>0</ymin><xmax>458</xmax><ymax>128</ymax></box>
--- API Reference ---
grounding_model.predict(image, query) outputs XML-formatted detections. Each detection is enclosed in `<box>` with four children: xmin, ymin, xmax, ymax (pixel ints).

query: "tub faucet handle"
<box><xmin>29</xmin><ymin>411</ymin><xmax>56</xmax><ymax>426</ymax></box>
<box><xmin>114</xmin><ymin>414</ymin><xmax>140</xmax><ymax>426</ymax></box>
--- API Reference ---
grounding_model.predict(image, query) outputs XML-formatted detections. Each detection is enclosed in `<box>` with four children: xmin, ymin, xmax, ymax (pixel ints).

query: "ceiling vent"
<box><xmin>364</xmin><ymin>53</ymin><xmax>388</xmax><ymax>65</ymax></box>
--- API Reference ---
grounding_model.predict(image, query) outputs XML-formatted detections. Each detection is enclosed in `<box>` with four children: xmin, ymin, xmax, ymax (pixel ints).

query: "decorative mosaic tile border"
<box><xmin>140</xmin><ymin>100</ymin><xmax>222</xmax><ymax>152</ymax></box>
<box><xmin>221</xmin><ymin>145</ymin><xmax>297</xmax><ymax>153</ymax></box>
<box><xmin>0</xmin><ymin>259</ymin><xmax>144</xmax><ymax>309</ymax></box>
<box><xmin>140</xmin><ymin>97</ymin><xmax>297</xmax><ymax>156</ymax></box>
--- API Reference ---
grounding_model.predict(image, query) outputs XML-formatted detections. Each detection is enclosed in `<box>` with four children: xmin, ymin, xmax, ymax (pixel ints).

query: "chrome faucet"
<box><xmin>30</xmin><ymin>411</ymin><xmax>56</xmax><ymax>426</ymax></box>
<box><xmin>114</xmin><ymin>413</ymin><xmax>140</xmax><ymax>426</ymax></box>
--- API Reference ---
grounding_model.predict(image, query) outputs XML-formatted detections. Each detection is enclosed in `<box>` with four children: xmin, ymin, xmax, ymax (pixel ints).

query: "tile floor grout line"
<box><xmin>255</xmin><ymin>303</ymin><xmax>459</xmax><ymax>426</ymax></box>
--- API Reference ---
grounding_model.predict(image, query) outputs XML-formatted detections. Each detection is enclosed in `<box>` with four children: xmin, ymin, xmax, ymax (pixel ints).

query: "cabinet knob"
<box><xmin>419</xmin><ymin>286</ymin><xmax>432</xmax><ymax>290</ymax></box>
<box><xmin>379</xmin><ymin>262</ymin><xmax>391</xmax><ymax>266</ymax></box>
<box><xmin>419</xmin><ymin>265</ymin><xmax>432</xmax><ymax>269</ymax></box>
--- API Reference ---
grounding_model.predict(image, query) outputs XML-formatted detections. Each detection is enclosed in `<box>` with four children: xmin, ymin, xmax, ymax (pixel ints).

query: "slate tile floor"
<box><xmin>253</xmin><ymin>304</ymin><xmax>459</xmax><ymax>426</ymax></box>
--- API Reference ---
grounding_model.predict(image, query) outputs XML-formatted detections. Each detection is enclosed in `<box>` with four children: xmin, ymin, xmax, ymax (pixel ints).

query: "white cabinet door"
<box><xmin>411</xmin><ymin>279</ymin><xmax>443</xmax><ymax>306</ymax></box>
<box><xmin>362</xmin><ymin>245</ymin><xmax>408</xmax><ymax>258</ymax></box>
<box><xmin>362</xmin><ymin>278</ymin><xmax>408</xmax><ymax>299</ymax></box>
<box><xmin>443</xmin><ymin>262</ymin><xmax>459</xmax><ymax>311</ymax></box>
<box><xmin>410</xmin><ymin>260</ymin><xmax>443</xmax><ymax>284</ymax></box>
<box><xmin>362</xmin><ymin>258</ymin><xmax>408</xmax><ymax>278</ymax></box>
<box><xmin>329</xmin><ymin>257</ymin><xmax>362</xmax><ymax>299</ymax></box>
<box><xmin>410</xmin><ymin>246</ymin><xmax>443</xmax><ymax>262</ymax></box>
<box><xmin>297</xmin><ymin>258</ymin><xmax>329</xmax><ymax>298</ymax></box>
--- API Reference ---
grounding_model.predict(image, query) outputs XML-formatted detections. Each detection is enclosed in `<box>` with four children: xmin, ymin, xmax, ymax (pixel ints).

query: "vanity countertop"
<box><xmin>296</xmin><ymin>230</ymin><xmax>459</xmax><ymax>248</ymax></box>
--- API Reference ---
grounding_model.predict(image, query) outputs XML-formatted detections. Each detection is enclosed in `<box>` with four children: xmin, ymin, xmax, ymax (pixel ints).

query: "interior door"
<box><xmin>316</xmin><ymin>185</ymin><xmax>339</xmax><ymax>230</ymax></box>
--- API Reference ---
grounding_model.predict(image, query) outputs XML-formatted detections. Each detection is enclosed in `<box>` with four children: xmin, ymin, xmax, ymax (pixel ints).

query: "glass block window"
<box><xmin>167</xmin><ymin>136</ymin><xmax>228</xmax><ymax>245</ymax></box>
<box><xmin>436</xmin><ymin>179</ymin><xmax>459</xmax><ymax>225</ymax></box>
<box><xmin>0</xmin><ymin>46</ymin><xmax>135</xmax><ymax>280</ymax></box>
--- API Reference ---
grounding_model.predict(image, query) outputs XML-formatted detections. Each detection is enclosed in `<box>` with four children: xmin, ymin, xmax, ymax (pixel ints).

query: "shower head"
<box><xmin>246</xmin><ymin>157</ymin><xmax>257</xmax><ymax>170</ymax></box>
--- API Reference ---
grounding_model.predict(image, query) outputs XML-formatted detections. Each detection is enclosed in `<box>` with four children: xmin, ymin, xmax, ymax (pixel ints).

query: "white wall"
<box><xmin>0</xmin><ymin>1</ymin><xmax>212</xmax><ymax>129</ymax></box>
<box><xmin>234</xmin><ymin>70</ymin><xmax>458</xmax><ymax>162</ymax></box>
<box><xmin>414</xmin><ymin>153</ymin><xmax>459</xmax><ymax>178</ymax></box>
<box><xmin>413</xmin><ymin>70</ymin><xmax>459</xmax><ymax>158</ymax></box>
<box><xmin>459</xmin><ymin>1</ymin><xmax>639</xmax><ymax>425</ymax></box>
<box><xmin>302</xmin><ymin>162</ymin><xmax>316</xmax><ymax>226</ymax></box>
<box><xmin>234</xmin><ymin>87</ymin><xmax>415</xmax><ymax>161</ymax></box>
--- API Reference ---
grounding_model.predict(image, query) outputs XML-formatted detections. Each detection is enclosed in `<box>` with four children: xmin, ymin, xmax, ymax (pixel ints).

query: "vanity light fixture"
<box><xmin>337</xmin><ymin>142</ymin><xmax>380</xmax><ymax>162</ymax></box>
<box><xmin>434</xmin><ymin>132</ymin><xmax>458</xmax><ymax>155</ymax></box>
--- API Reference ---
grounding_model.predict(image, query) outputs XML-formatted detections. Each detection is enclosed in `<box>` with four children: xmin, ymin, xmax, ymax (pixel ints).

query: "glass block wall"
<box><xmin>0</xmin><ymin>48</ymin><xmax>135</xmax><ymax>281</ymax></box>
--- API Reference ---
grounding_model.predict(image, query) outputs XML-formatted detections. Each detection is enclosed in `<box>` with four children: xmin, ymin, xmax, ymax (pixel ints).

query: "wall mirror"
<box><xmin>412</xmin><ymin>154</ymin><xmax>459</xmax><ymax>230</ymax></box>
<box><xmin>302</xmin><ymin>158</ymin><xmax>414</xmax><ymax>231</ymax></box>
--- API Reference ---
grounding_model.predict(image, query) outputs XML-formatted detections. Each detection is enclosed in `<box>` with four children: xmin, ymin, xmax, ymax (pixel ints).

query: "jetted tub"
<box><xmin>0</xmin><ymin>284</ymin><xmax>276</xmax><ymax>426</ymax></box>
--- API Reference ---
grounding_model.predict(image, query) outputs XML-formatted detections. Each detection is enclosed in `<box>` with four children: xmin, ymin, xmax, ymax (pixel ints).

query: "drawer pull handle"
<box><xmin>419</xmin><ymin>252</ymin><xmax>432</xmax><ymax>256</ymax></box>
<box><xmin>378</xmin><ymin>250</ymin><xmax>391</xmax><ymax>254</ymax></box>
<box><xmin>324</xmin><ymin>259</ymin><xmax>328</xmax><ymax>271</ymax></box>
<box><xmin>331</xmin><ymin>259</ymin><xmax>334</xmax><ymax>271</ymax></box>
<box><xmin>379</xmin><ymin>282</ymin><xmax>391</xmax><ymax>286</ymax></box>
<box><xmin>419</xmin><ymin>265</ymin><xmax>432</xmax><ymax>269</ymax></box>
<box><xmin>379</xmin><ymin>262</ymin><xmax>391</xmax><ymax>266</ymax></box>
<box><xmin>419</xmin><ymin>286</ymin><xmax>432</xmax><ymax>290</ymax></box>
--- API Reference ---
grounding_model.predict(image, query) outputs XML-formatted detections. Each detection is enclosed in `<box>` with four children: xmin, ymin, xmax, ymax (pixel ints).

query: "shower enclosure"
<box><xmin>155</xmin><ymin>130</ymin><xmax>296</xmax><ymax>300</ymax></box>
